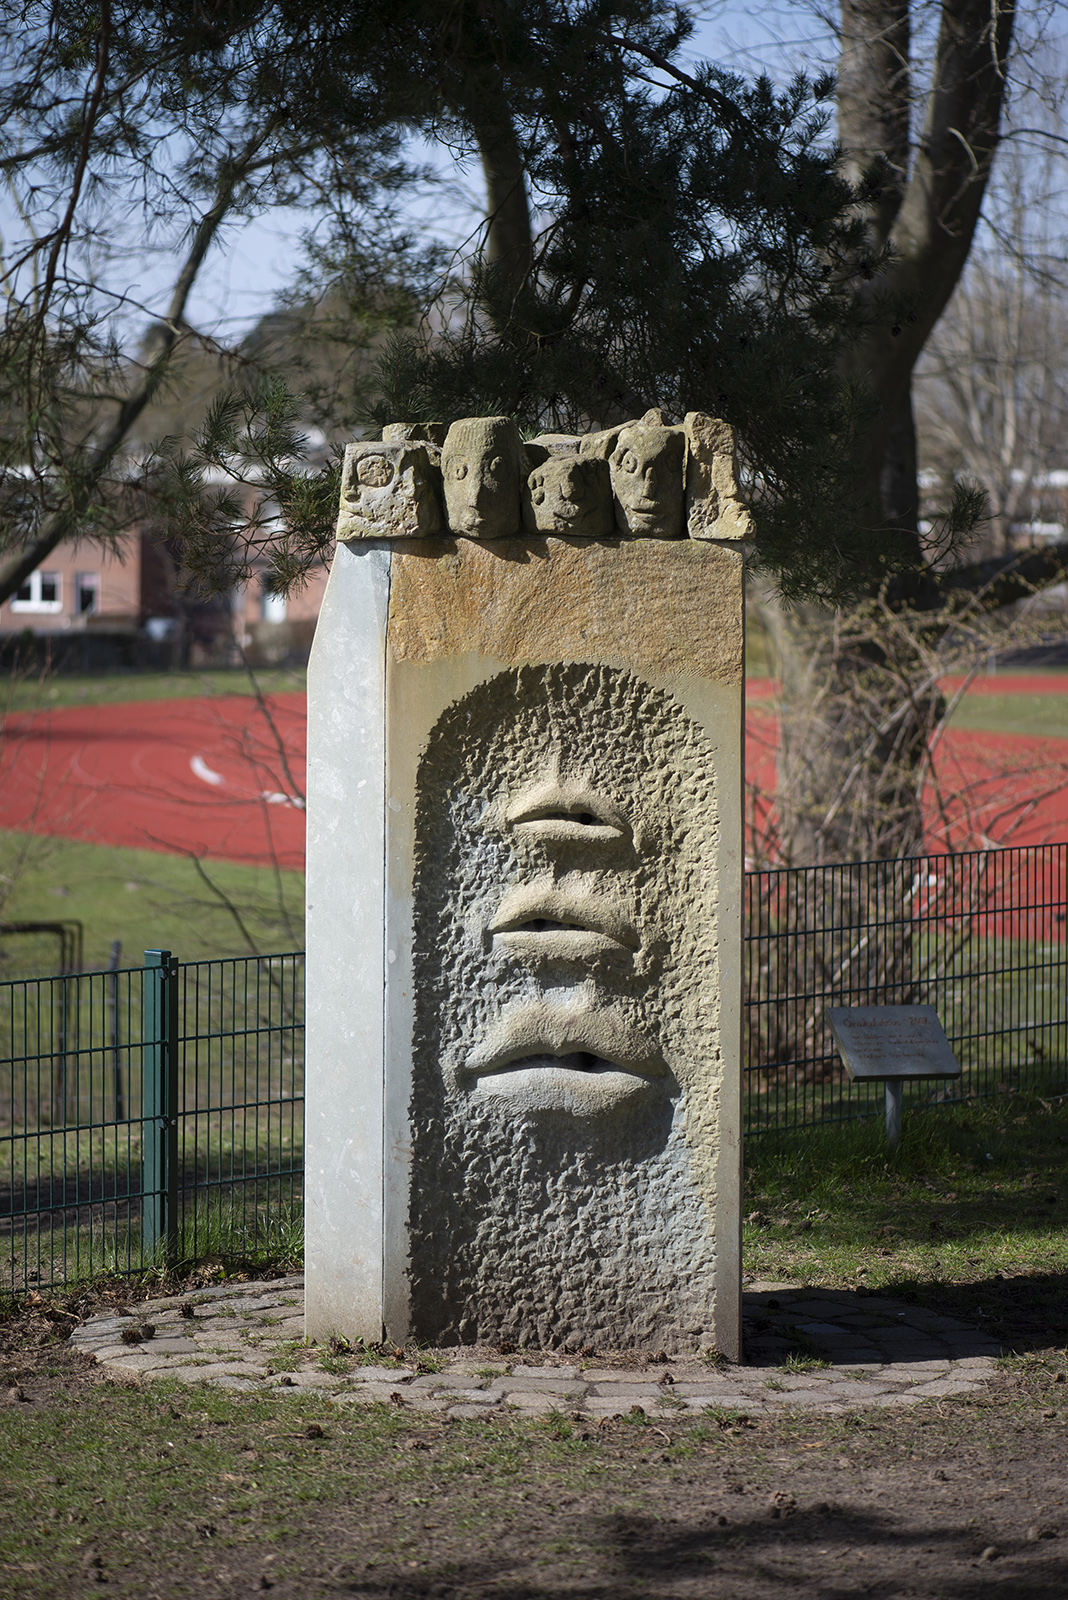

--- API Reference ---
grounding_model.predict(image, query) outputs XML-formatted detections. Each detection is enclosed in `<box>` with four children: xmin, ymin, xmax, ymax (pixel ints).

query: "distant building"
<box><xmin>1</xmin><ymin>528</ymin><xmax>328</xmax><ymax>671</ymax></box>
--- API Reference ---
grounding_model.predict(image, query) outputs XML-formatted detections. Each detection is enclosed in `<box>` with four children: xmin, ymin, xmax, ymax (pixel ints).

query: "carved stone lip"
<box><xmin>488</xmin><ymin>882</ymin><xmax>638</xmax><ymax>956</ymax></box>
<box><xmin>463</xmin><ymin>1000</ymin><xmax>665</xmax><ymax>1091</ymax></box>
<box><xmin>505</xmin><ymin>778</ymin><xmax>631</xmax><ymax>845</ymax></box>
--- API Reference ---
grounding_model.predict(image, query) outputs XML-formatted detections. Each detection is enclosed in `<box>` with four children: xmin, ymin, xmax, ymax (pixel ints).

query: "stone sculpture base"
<box><xmin>305</xmin><ymin>535</ymin><xmax>744</xmax><ymax>1358</ymax></box>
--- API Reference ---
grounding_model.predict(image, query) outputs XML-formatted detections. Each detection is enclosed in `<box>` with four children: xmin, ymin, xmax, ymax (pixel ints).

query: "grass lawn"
<box><xmin>0</xmin><ymin>1095</ymin><xmax>1066</xmax><ymax>1595</ymax></box>
<box><xmin>0</xmin><ymin>831</ymin><xmax>303</xmax><ymax>973</ymax></box>
<box><xmin>744</xmin><ymin>1090</ymin><xmax>1068</xmax><ymax>1338</ymax></box>
<box><xmin>3</xmin><ymin>666</ymin><xmax>307</xmax><ymax>716</ymax></box>
<box><xmin>948</xmin><ymin>687</ymin><xmax>1068</xmax><ymax>738</ymax></box>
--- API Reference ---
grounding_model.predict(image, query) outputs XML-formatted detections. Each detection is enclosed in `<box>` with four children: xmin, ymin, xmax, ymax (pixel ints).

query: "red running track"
<box><xmin>0</xmin><ymin>685</ymin><xmax>1066</xmax><ymax>871</ymax></box>
<box><xmin>746</xmin><ymin>706</ymin><xmax>1068</xmax><ymax>858</ymax></box>
<box><xmin>0</xmin><ymin>695</ymin><xmax>307</xmax><ymax>870</ymax></box>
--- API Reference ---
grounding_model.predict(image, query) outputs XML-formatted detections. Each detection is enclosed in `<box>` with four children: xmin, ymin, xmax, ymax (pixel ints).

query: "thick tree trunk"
<box><xmin>756</xmin><ymin>594</ymin><xmax>938</xmax><ymax>866</ymax></box>
<box><xmin>769</xmin><ymin>0</ymin><xmax>1015</xmax><ymax>868</ymax></box>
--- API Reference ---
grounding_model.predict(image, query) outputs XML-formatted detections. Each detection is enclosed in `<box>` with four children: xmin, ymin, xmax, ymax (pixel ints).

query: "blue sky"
<box><xmin>113</xmin><ymin>4</ymin><xmax>836</xmax><ymax>341</ymax></box>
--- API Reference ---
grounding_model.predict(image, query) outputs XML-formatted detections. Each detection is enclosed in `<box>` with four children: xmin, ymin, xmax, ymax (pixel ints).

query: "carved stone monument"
<box><xmin>305</xmin><ymin>412</ymin><xmax>748</xmax><ymax>1357</ymax></box>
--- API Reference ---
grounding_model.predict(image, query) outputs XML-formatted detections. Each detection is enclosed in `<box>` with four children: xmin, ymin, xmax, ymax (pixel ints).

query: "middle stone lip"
<box><xmin>488</xmin><ymin>882</ymin><xmax>639</xmax><ymax>952</ymax></box>
<box><xmin>463</xmin><ymin>999</ymin><xmax>665</xmax><ymax>1082</ymax></box>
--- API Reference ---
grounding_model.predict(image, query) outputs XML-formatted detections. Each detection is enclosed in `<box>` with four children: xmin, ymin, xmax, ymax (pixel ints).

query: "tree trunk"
<box><xmin>756</xmin><ymin>593</ymin><xmax>938</xmax><ymax>867</ymax></box>
<box><xmin>769</xmin><ymin>0</ymin><xmax>1015</xmax><ymax>868</ymax></box>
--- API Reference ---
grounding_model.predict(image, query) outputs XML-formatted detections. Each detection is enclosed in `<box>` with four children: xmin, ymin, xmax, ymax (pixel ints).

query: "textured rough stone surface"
<box><xmin>385</xmin><ymin>536</ymin><xmax>744</xmax><ymax>683</ymax></box>
<box><xmin>382</xmin><ymin>421</ymin><xmax>447</xmax><ymax>447</ymax></box>
<box><xmin>407</xmin><ymin>662</ymin><xmax>723</xmax><ymax>1350</ymax></box>
<box><xmin>337</xmin><ymin>440</ymin><xmax>443</xmax><ymax>540</ymax></box>
<box><xmin>684</xmin><ymin>412</ymin><xmax>752</xmax><ymax>541</ymax></box>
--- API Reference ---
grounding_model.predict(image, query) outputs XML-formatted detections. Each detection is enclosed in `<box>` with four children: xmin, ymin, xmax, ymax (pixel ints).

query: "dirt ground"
<box><xmin>2</xmin><ymin>1278</ymin><xmax>1067</xmax><ymax>1599</ymax></box>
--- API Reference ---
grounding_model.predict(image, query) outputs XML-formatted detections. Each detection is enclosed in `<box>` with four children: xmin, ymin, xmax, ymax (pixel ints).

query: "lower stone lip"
<box><xmin>478</xmin><ymin>1051</ymin><xmax>631</xmax><ymax>1078</ymax></box>
<box><xmin>463</xmin><ymin>1001</ymin><xmax>665</xmax><ymax>1085</ymax></box>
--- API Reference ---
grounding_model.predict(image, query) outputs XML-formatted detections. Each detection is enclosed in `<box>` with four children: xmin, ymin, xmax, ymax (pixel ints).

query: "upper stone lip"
<box><xmin>462</xmin><ymin>999</ymin><xmax>665</xmax><ymax>1082</ymax></box>
<box><xmin>488</xmin><ymin>881</ymin><xmax>639</xmax><ymax>952</ymax></box>
<box><xmin>504</xmin><ymin>778</ymin><xmax>631</xmax><ymax>845</ymax></box>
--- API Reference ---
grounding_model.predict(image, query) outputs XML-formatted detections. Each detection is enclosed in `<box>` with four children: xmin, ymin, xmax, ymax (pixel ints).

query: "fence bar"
<box><xmin>142</xmin><ymin>949</ymin><xmax>179</xmax><ymax>1267</ymax></box>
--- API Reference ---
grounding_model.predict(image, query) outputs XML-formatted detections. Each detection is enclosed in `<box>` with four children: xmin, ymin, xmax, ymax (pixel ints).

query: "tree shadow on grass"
<box><xmin>321</xmin><ymin>1501</ymin><xmax>1068</xmax><ymax>1598</ymax></box>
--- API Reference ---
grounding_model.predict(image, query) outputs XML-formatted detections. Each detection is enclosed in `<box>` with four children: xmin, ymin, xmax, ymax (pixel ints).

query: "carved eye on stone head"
<box><xmin>616</xmin><ymin>449</ymin><xmax>639</xmax><ymax>474</ymax></box>
<box><xmin>356</xmin><ymin>455</ymin><xmax>394</xmax><ymax>488</ymax></box>
<box><xmin>452</xmin><ymin>460</ymin><xmax>468</xmax><ymax>480</ymax></box>
<box><xmin>489</xmin><ymin>456</ymin><xmax>504</xmax><ymax>474</ymax></box>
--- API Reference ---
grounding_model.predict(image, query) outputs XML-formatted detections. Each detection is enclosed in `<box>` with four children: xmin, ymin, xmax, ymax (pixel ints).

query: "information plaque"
<box><xmin>826</xmin><ymin>1005</ymin><xmax>961</xmax><ymax>1146</ymax></box>
<box><xmin>827</xmin><ymin>1005</ymin><xmax>961</xmax><ymax>1081</ymax></box>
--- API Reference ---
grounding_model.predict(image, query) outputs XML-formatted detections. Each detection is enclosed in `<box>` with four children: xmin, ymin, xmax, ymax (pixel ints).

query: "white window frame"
<box><xmin>10</xmin><ymin>569</ymin><xmax>63</xmax><ymax>614</ymax></box>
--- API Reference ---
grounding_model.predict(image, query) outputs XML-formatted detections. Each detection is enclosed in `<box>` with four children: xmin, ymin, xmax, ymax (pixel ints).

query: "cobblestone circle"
<box><xmin>70</xmin><ymin>1275</ymin><xmax>1002</xmax><ymax>1418</ymax></box>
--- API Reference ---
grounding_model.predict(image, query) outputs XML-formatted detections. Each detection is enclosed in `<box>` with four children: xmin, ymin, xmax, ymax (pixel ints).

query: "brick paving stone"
<box><xmin>510</xmin><ymin>1365</ymin><xmax>580</xmax><ymax>1381</ymax></box>
<box><xmin>169</xmin><ymin>1361</ymin><xmax>266</xmax><ymax>1382</ymax></box>
<box><xmin>912</xmin><ymin>1377</ymin><xmax>986</xmax><ymax>1397</ymax></box>
<box><xmin>496</xmin><ymin>1378</ymin><xmax>587</xmax><ymax>1397</ymax></box>
<box><xmin>503</xmin><ymin>1393</ymin><xmax>561</xmax><ymax>1413</ymax></box>
<box><xmin>765</xmin><ymin>1390</ymin><xmax>838</xmax><ymax>1408</ymax></box>
<box><xmin>283</xmin><ymin>1369</ymin><xmax>340</xmax><ymax>1389</ymax></box>
<box><xmin>356</xmin><ymin>1382</ymin><xmax>420</xmax><ymax>1403</ymax></box>
<box><xmin>94</xmin><ymin>1351</ymin><xmax>177</xmax><ymax>1373</ymax></box>
<box><xmin>680</xmin><ymin>1394</ymin><xmax>755</xmax><ymax>1410</ymax></box>
<box><xmin>669</xmin><ymin>1382</ymin><xmax>750</xmax><ymax>1397</ymax></box>
<box><xmin>436</xmin><ymin>1388</ymin><xmax>504</xmax><ymax>1405</ymax></box>
<box><xmin>587</xmin><ymin>1383</ymin><xmax>662</xmax><ymax>1399</ymax></box>
<box><xmin>75</xmin><ymin>1277</ymin><xmax>1004</xmax><ymax>1415</ymax></box>
<box><xmin>584</xmin><ymin>1399</ymin><xmax>646</xmax><ymax>1417</ymax></box>
<box><xmin>573</xmin><ymin>1368</ymin><xmax>647</xmax><ymax>1384</ymax></box>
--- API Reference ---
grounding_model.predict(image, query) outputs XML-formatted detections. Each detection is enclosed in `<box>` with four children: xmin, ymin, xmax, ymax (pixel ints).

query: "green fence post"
<box><xmin>142</xmin><ymin>949</ymin><xmax>179</xmax><ymax>1267</ymax></box>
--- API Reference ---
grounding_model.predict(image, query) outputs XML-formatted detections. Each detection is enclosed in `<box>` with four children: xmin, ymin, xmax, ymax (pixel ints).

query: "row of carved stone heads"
<box><xmin>336</xmin><ymin>410</ymin><xmax>753</xmax><ymax>544</ymax></box>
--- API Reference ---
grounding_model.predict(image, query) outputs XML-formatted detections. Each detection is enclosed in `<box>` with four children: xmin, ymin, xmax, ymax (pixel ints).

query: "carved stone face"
<box><xmin>337</xmin><ymin>441</ymin><xmax>442</xmax><ymax>540</ymax></box>
<box><xmin>441</xmin><ymin>416</ymin><xmax>522</xmax><ymax>538</ymax></box>
<box><xmin>525</xmin><ymin>456</ymin><xmax>614</xmax><ymax>537</ymax></box>
<box><xmin>414</xmin><ymin>665</ymin><xmax>717</xmax><ymax>1121</ymax></box>
<box><xmin>408</xmin><ymin>662</ymin><xmax>722</xmax><ymax>1346</ymax></box>
<box><xmin>609</xmin><ymin>423</ymin><xmax>686</xmax><ymax>538</ymax></box>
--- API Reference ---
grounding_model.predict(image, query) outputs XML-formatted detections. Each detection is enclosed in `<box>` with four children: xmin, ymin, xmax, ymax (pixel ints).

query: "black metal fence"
<box><xmin>744</xmin><ymin>842</ymin><xmax>1068</xmax><ymax>1134</ymax></box>
<box><xmin>2</xmin><ymin>843</ymin><xmax>1066</xmax><ymax>1293</ymax></box>
<box><xmin>0</xmin><ymin>950</ymin><xmax>303</xmax><ymax>1295</ymax></box>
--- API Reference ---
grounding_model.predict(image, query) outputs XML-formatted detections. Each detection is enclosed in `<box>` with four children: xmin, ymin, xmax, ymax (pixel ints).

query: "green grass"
<box><xmin>744</xmin><ymin>1090</ymin><xmax>1068</xmax><ymax>1297</ymax></box>
<box><xmin>0</xmin><ymin>830</ymin><xmax>303</xmax><ymax>972</ymax></box>
<box><xmin>947</xmin><ymin>688</ymin><xmax>1068</xmax><ymax>738</ymax></box>
<box><xmin>2</xmin><ymin>1194</ymin><xmax>305</xmax><ymax>1298</ymax></box>
<box><xmin>3</xmin><ymin>665</ymin><xmax>306</xmax><ymax>716</ymax></box>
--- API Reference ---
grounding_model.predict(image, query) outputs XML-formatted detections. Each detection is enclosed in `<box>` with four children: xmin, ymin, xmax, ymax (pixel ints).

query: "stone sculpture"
<box><xmin>440</xmin><ymin>415</ymin><xmax>524</xmax><ymax>538</ymax></box>
<box><xmin>306</xmin><ymin>414</ymin><xmax>745</xmax><ymax>1358</ymax></box>
<box><xmin>337</xmin><ymin>440</ymin><xmax>443</xmax><ymax>541</ymax></box>
<box><xmin>684</xmin><ymin>411</ymin><xmax>753</xmax><ymax>541</ymax></box>
<box><xmin>523</xmin><ymin>454</ymin><xmax>614</xmax><ymax>537</ymax></box>
<box><xmin>334</xmin><ymin>410</ymin><xmax>749</xmax><ymax>543</ymax></box>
